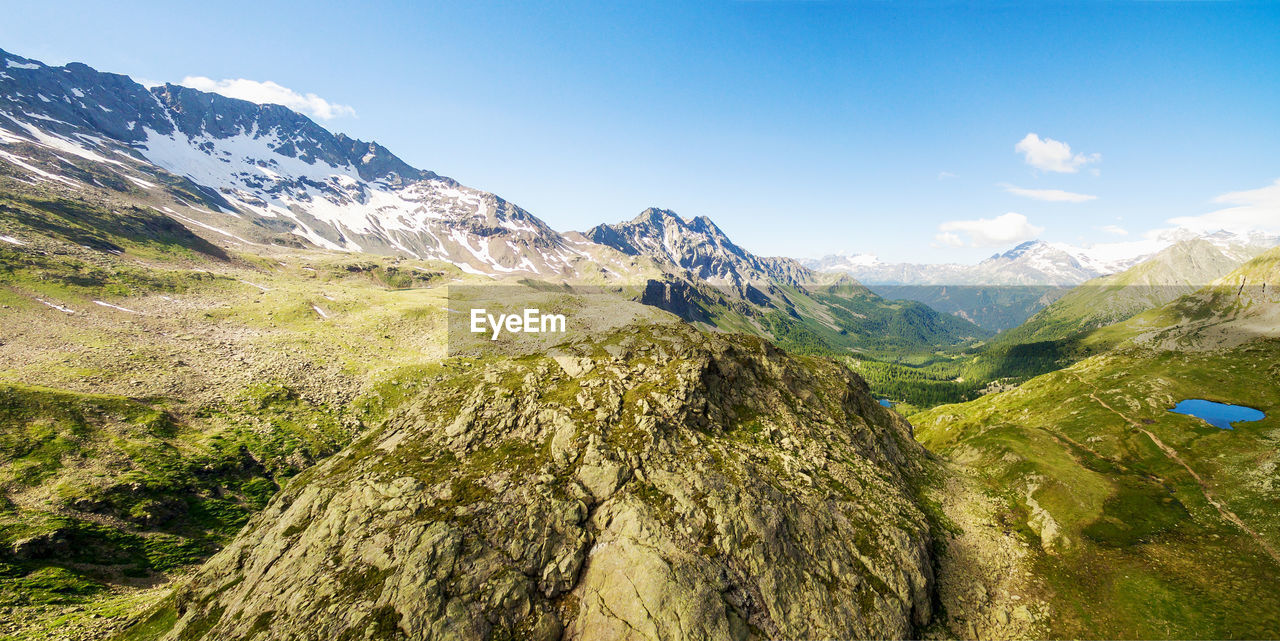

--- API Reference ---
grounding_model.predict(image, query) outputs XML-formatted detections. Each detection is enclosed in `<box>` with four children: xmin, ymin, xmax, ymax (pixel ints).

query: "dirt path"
<box><xmin>1038</xmin><ymin>429</ymin><xmax>1132</xmax><ymax>474</ymax></box>
<box><xmin>1079</xmin><ymin>381</ymin><xmax>1280</xmax><ymax>567</ymax></box>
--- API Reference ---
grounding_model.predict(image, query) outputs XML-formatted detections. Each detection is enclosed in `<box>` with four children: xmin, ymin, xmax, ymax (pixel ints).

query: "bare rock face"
<box><xmin>151</xmin><ymin>325</ymin><xmax>937</xmax><ymax>640</ymax></box>
<box><xmin>584</xmin><ymin>208</ymin><xmax>814</xmax><ymax>290</ymax></box>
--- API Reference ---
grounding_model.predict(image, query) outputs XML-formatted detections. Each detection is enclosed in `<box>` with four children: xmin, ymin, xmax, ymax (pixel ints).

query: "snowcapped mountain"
<box><xmin>806</xmin><ymin>232</ymin><xmax>1278</xmax><ymax>287</ymax></box>
<box><xmin>804</xmin><ymin>252</ymin><xmax>881</xmax><ymax>272</ymax></box>
<box><xmin>583</xmin><ymin>207</ymin><xmax>988</xmax><ymax>354</ymax></box>
<box><xmin>806</xmin><ymin>240</ymin><xmax>1134</xmax><ymax>286</ymax></box>
<box><xmin>585</xmin><ymin>208</ymin><xmax>813</xmax><ymax>290</ymax></box>
<box><xmin>986</xmin><ymin>240</ymin><xmax>1137</xmax><ymax>283</ymax></box>
<box><xmin>0</xmin><ymin>48</ymin><xmax>637</xmax><ymax>278</ymax></box>
<box><xmin>998</xmin><ymin>236</ymin><xmax>1278</xmax><ymax>344</ymax></box>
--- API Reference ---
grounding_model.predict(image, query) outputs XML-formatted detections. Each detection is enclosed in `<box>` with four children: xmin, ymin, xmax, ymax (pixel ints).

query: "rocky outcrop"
<box><xmin>585</xmin><ymin>208</ymin><xmax>813</xmax><ymax>290</ymax></box>
<box><xmin>151</xmin><ymin>324</ymin><xmax>939</xmax><ymax>640</ymax></box>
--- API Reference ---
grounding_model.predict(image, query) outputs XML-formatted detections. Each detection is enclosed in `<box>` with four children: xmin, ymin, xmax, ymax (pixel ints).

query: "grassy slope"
<box><xmin>995</xmin><ymin>239</ymin><xmax>1252</xmax><ymax>348</ymax></box>
<box><xmin>913</xmin><ymin>251</ymin><xmax>1280</xmax><ymax>638</ymax></box>
<box><xmin>853</xmin><ymin>241</ymin><xmax>1263</xmax><ymax>413</ymax></box>
<box><xmin>0</xmin><ymin>179</ymin><xmax>486</xmax><ymax>638</ymax></box>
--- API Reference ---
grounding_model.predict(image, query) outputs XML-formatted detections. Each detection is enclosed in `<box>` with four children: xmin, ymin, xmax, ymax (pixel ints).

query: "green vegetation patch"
<box><xmin>1082</xmin><ymin>476</ymin><xmax>1190</xmax><ymax>547</ymax></box>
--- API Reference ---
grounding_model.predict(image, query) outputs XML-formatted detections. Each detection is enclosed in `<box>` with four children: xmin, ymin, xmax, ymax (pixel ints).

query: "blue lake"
<box><xmin>878</xmin><ymin>399</ymin><xmax>893</xmax><ymax>408</ymax></box>
<box><xmin>1169</xmin><ymin>399</ymin><xmax>1265</xmax><ymax>430</ymax></box>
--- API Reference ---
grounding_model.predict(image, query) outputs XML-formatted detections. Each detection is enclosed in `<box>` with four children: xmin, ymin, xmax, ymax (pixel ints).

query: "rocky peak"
<box><xmin>633</xmin><ymin>206</ymin><xmax>681</xmax><ymax>225</ymax></box>
<box><xmin>586</xmin><ymin>208</ymin><xmax>813</xmax><ymax>289</ymax></box>
<box><xmin>153</xmin><ymin>324</ymin><xmax>938</xmax><ymax>641</ymax></box>
<box><xmin>989</xmin><ymin>240</ymin><xmax>1048</xmax><ymax>262</ymax></box>
<box><xmin>333</xmin><ymin>133</ymin><xmax>446</xmax><ymax>184</ymax></box>
<box><xmin>0</xmin><ymin>49</ymin><xmax>171</xmax><ymax>144</ymax></box>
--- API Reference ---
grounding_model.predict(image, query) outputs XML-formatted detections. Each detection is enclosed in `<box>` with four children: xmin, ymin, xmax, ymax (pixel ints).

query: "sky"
<box><xmin>3</xmin><ymin>0</ymin><xmax>1278</xmax><ymax>263</ymax></box>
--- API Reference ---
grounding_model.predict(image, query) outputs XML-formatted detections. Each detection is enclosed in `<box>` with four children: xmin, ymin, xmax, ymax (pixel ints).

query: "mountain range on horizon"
<box><xmin>802</xmin><ymin>231</ymin><xmax>1278</xmax><ymax>330</ymax></box>
<box><xmin>804</xmin><ymin>230</ymin><xmax>1279</xmax><ymax>288</ymax></box>
<box><xmin>3</xmin><ymin>46</ymin><xmax>1274</xmax><ymax>296</ymax></box>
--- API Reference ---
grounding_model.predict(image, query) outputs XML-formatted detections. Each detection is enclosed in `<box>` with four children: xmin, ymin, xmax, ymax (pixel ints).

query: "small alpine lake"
<box><xmin>1168</xmin><ymin>399</ymin><xmax>1265</xmax><ymax>430</ymax></box>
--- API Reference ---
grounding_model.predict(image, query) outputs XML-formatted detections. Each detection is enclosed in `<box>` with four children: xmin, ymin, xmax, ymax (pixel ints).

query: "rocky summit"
<box><xmin>586</xmin><ymin>208</ymin><xmax>811</xmax><ymax>290</ymax></box>
<box><xmin>151</xmin><ymin>325</ymin><xmax>937</xmax><ymax>641</ymax></box>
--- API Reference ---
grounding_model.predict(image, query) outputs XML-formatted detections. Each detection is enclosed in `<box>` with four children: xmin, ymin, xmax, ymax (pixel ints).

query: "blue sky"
<box><xmin>3</xmin><ymin>1</ymin><xmax>1278</xmax><ymax>263</ymax></box>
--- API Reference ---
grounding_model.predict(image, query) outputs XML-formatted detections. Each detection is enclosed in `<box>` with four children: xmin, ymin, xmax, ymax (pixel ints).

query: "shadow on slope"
<box><xmin>0</xmin><ymin>190</ymin><xmax>228</xmax><ymax>260</ymax></box>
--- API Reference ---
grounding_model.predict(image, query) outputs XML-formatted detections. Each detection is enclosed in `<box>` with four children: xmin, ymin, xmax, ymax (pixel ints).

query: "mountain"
<box><xmin>0</xmin><ymin>48</ymin><xmax>640</xmax><ymax>279</ymax></box>
<box><xmin>586</xmin><ymin>208</ymin><xmax>811</xmax><ymax>290</ymax></box>
<box><xmin>997</xmin><ymin>237</ymin><xmax>1273</xmax><ymax>345</ymax></box>
<box><xmin>847</xmin><ymin>237</ymin><xmax>1278</xmax><ymax>409</ymax></box>
<box><xmin>800</xmin><ymin>241</ymin><xmax>1143</xmax><ymax>332</ymax></box>
<box><xmin>910</xmin><ymin>248</ymin><xmax>1280</xmax><ymax>638</ymax></box>
<box><xmin>862</xmin><ymin>285</ymin><xmax>1068</xmax><ymax>332</ymax></box>
<box><xmin>810</xmin><ymin>233</ymin><xmax>1278</xmax><ymax>288</ymax></box>
<box><xmin>805</xmin><ymin>240</ymin><xmax>1142</xmax><ymax>287</ymax></box>
<box><xmin>0</xmin><ymin>45</ymin><xmax>983</xmax><ymax>386</ymax></box>
<box><xmin>585</xmin><ymin>208</ymin><xmax>990</xmax><ymax>359</ymax></box>
<box><xmin>1132</xmin><ymin>246</ymin><xmax>1280</xmax><ymax>351</ymax></box>
<box><xmin>806</xmin><ymin>234</ymin><xmax>1278</xmax><ymax>331</ymax></box>
<box><xmin>6</xmin><ymin>45</ymin><xmax>1280</xmax><ymax>641</ymax></box>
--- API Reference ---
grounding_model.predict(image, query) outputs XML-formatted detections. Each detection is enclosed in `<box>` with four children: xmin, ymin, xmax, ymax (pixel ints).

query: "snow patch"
<box><xmin>0</xmin><ymin>149</ymin><xmax>81</xmax><ymax>186</ymax></box>
<box><xmin>0</xmin><ymin>127</ymin><xmax>29</xmax><ymax>144</ymax></box>
<box><xmin>13</xmin><ymin>120</ymin><xmax>123</xmax><ymax>165</ymax></box>
<box><xmin>156</xmin><ymin>207</ymin><xmax>256</xmax><ymax>245</ymax></box>
<box><xmin>94</xmin><ymin>300</ymin><xmax>140</xmax><ymax>314</ymax></box>
<box><xmin>37</xmin><ymin>298</ymin><xmax>74</xmax><ymax>314</ymax></box>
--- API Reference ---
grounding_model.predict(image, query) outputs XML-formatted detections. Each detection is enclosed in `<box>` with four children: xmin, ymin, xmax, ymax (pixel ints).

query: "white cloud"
<box><xmin>938</xmin><ymin>171</ymin><xmax>957</xmax><ymax>180</ymax></box>
<box><xmin>932</xmin><ymin>231</ymin><xmax>965</xmax><ymax>248</ymax></box>
<box><xmin>1015</xmin><ymin>133</ymin><xmax>1100</xmax><ymax>174</ymax></box>
<box><xmin>179</xmin><ymin>76</ymin><xmax>356</xmax><ymax>120</ymax></box>
<box><xmin>1002</xmin><ymin>184</ymin><xmax>1097</xmax><ymax>203</ymax></box>
<box><xmin>1167</xmin><ymin>178</ymin><xmax>1280</xmax><ymax>235</ymax></box>
<box><xmin>935</xmin><ymin>212</ymin><xmax>1044</xmax><ymax>248</ymax></box>
<box><xmin>1097</xmin><ymin>224</ymin><xmax>1128</xmax><ymax>236</ymax></box>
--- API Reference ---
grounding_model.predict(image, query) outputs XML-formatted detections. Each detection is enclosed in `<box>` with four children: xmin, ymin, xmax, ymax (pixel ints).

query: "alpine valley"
<box><xmin>1</xmin><ymin>48</ymin><xmax>1278</xmax><ymax>641</ymax></box>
